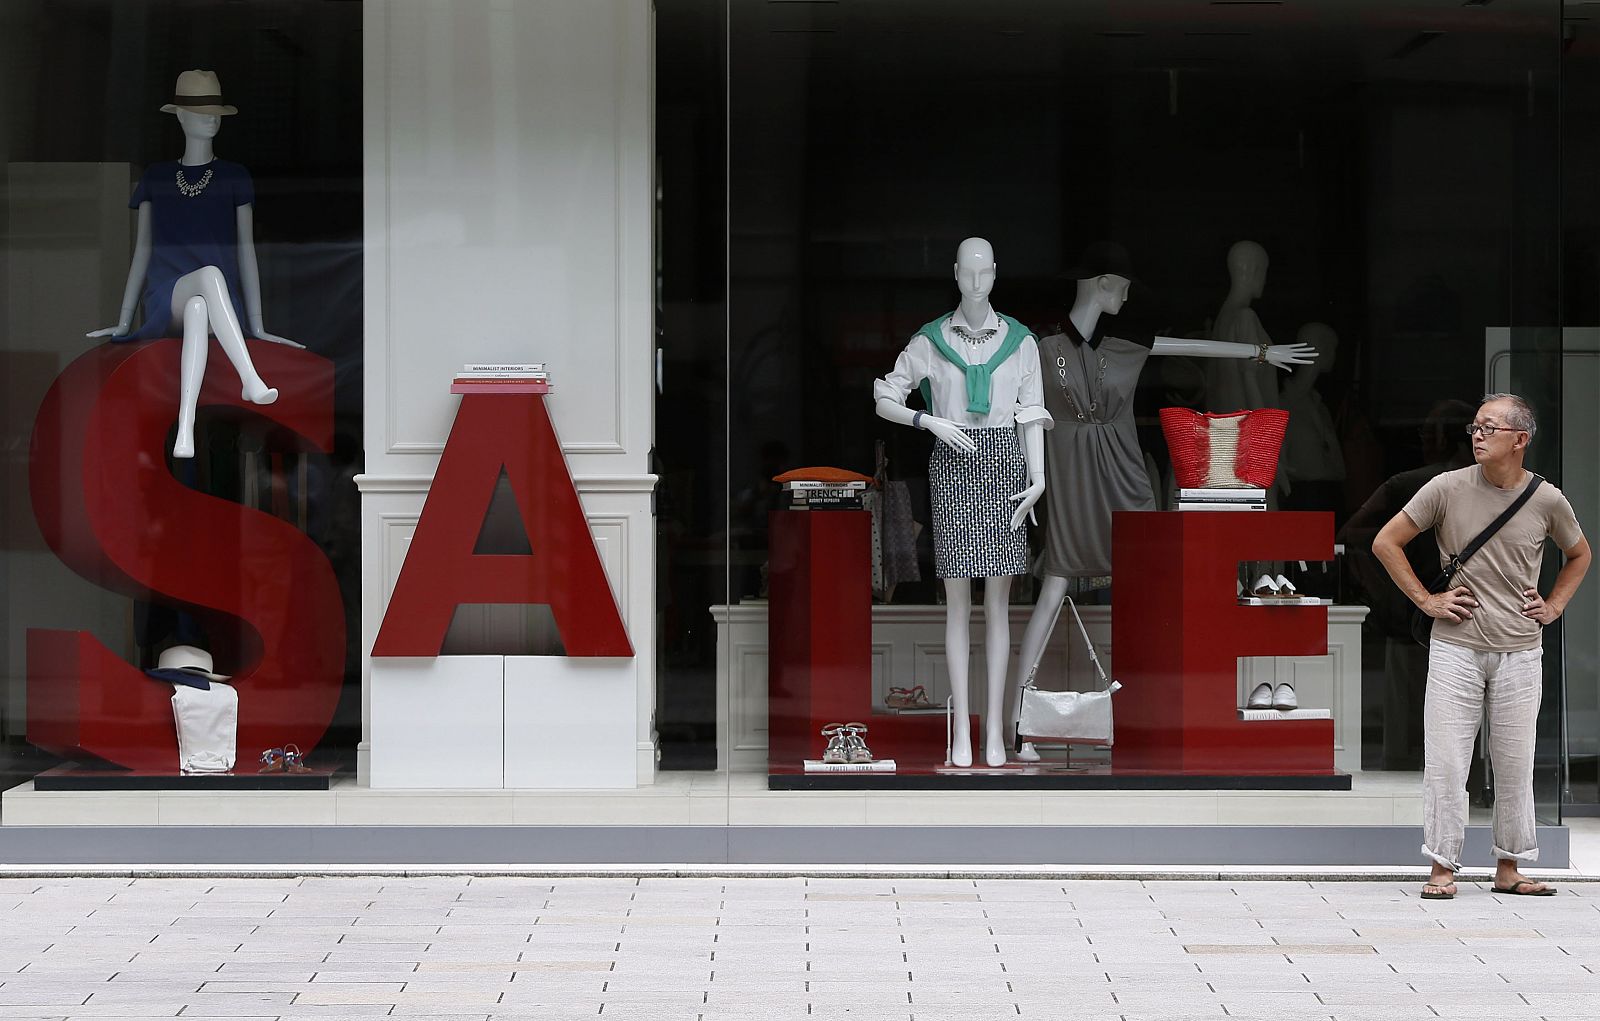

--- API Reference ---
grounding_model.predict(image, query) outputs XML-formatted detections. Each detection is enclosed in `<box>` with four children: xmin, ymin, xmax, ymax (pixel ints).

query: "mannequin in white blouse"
<box><xmin>874</xmin><ymin>237</ymin><xmax>1047</xmax><ymax>767</ymax></box>
<box><xmin>1010</xmin><ymin>263</ymin><xmax>1316</xmax><ymax>762</ymax></box>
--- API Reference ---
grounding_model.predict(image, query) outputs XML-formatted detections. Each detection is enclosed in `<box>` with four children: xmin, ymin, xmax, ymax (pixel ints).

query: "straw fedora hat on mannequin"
<box><xmin>155</xmin><ymin>645</ymin><xmax>231</xmax><ymax>682</ymax></box>
<box><xmin>160</xmin><ymin>69</ymin><xmax>238</xmax><ymax>116</ymax></box>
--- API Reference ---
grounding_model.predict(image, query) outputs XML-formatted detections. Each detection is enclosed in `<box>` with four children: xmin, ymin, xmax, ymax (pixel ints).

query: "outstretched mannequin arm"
<box><xmin>237</xmin><ymin>205</ymin><xmax>304</xmax><ymax>348</ymax></box>
<box><xmin>1152</xmin><ymin>336</ymin><xmax>1314</xmax><ymax>371</ymax></box>
<box><xmin>88</xmin><ymin>203</ymin><xmax>153</xmax><ymax>338</ymax></box>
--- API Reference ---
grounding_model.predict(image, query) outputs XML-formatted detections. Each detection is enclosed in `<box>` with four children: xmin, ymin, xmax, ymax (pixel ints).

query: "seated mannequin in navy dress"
<box><xmin>90</xmin><ymin>70</ymin><xmax>302</xmax><ymax>459</ymax></box>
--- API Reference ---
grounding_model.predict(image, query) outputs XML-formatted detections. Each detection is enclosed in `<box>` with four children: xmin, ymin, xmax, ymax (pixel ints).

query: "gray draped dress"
<box><xmin>1035</xmin><ymin>321</ymin><xmax>1156</xmax><ymax>579</ymax></box>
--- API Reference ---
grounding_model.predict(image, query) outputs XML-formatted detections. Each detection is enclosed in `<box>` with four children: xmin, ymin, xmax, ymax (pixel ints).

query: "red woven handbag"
<box><xmin>1159</xmin><ymin>407</ymin><xmax>1290</xmax><ymax>489</ymax></box>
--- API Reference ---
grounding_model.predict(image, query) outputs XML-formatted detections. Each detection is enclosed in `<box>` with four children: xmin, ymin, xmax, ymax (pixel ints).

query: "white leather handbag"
<box><xmin>1014</xmin><ymin>596</ymin><xmax>1122</xmax><ymax>747</ymax></box>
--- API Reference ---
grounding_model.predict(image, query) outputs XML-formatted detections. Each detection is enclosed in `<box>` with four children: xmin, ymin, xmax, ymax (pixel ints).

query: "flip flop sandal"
<box><xmin>257</xmin><ymin>747</ymin><xmax>286</xmax><ymax>774</ymax></box>
<box><xmin>1492</xmin><ymin>879</ymin><xmax>1555</xmax><ymax>896</ymax></box>
<box><xmin>1272</xmin><ymin>574</ymin><xmax>1299</xmax><ymax>600</ymax></box>
<box><xmin>282</xmin><ymin>743</ymin><xmax>312</xmax><ymax>773</ymax></box>
<box><xmin>1251</xmin><ymin>574</ymin><xmax>1281</xmax><ymax>599</ymax></box>
<box><xmin>1420</xmin><ymin>883</ymin><xmax>1456</xmax><ymax>900</ymax></box>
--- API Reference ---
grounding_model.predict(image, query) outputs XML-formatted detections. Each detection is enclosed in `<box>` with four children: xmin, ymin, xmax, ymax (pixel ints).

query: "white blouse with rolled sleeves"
<box><xmin>873</xmin><ymin>308</ymin><xmax>1054</xmax><ymax>431</ymax></box>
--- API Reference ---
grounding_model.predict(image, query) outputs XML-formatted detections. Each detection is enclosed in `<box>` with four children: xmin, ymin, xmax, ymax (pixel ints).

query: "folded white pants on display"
<box><xmin>171</xmin><ymin>682</ymin><xmax>239</xmax><ymax>773</ymax></box>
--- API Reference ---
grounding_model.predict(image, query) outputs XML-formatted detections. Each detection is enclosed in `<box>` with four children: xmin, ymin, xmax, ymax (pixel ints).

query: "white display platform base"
<box><xmin>505</xmin><ymin>656</ymin><xmax>637</xmax><ymax>789</ymax></box>
<box><xmin>371</xmin><ymin>656</ymin><xmax>504</xmax><ymax>788</ymax></box>
<box><xmin>371</xmin><ymin>656</ymin><xmax>637</xmax><ymax>789</ymax></box>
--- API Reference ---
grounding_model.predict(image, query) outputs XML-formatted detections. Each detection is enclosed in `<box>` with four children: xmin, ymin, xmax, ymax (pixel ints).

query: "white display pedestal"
<box><xmin>371</xmin><ymin>655</ymin><xmax>637</xmax><ymax>789</ymax></box>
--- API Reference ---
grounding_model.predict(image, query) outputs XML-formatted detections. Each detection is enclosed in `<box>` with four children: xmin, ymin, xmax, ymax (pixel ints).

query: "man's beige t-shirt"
<box><xmin>1403</xmin><ymin>466</ymin><xmax>1584</xmax><ymax>652</ymax></box>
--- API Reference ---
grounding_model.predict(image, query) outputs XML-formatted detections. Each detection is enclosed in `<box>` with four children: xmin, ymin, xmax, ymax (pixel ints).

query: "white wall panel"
<box><xmin>360</xmin><ymin>0</ymin><xmax>656</xmax><ymax>789</ymax></box>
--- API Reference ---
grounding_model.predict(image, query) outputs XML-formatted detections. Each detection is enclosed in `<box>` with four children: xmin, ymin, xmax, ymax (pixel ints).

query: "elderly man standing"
<box><xmin>1373</xmin><ymin>393</ymin><xmax>1590</xmax><ymax>900</ymax></box>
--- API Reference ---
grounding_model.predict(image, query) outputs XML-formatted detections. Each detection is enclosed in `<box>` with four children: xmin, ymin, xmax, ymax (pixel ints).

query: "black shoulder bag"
<box><xmin>1410</xmin><ymin>475</ymin><xmax>1542</xmax><ymax>646</ymax></box>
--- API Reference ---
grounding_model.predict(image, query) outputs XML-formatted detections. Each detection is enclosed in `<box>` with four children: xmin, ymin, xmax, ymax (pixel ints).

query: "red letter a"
<box><xmin>373</xmin><ymin>394</ymin><xmax>633</xmax><ymax>658</ymax></box>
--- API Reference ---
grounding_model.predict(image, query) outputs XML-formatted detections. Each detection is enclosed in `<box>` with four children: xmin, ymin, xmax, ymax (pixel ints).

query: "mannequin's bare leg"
<box><xmin>944</xmin><ymin>577</ymin><xmax>973</xmax><ymax>768</ymax></box>
<box><xmin>982</xmin><ymin>575</ymin><xmax>1015</xmax><ymax>767</ymax></box>
<box><xmin>1010</xmin><ymin>573</ymin><xmax>1071</xmax><ymax>762</ymax></box>
<box><xmin>174</xmin><ymin>296</ymin><xmax>209</xmax><ymax>459</ymax></box>
<box><xmin>170</xmin><ymin>266</ymin><xmax>278</xmax><ymax>406</ymax></box>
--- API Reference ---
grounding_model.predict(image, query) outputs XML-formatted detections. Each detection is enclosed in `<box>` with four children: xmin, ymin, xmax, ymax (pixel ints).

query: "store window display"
<box><xmin>88</xmin><ymin>70</ymin><xmax>302</xmax><ymax>459</ymax></box>
<box><xmin>872</xmin><ymin>238</ymin><xmax>1050</xmax><ymax>767</ymax></box>
<box><xmin>1011</xmin><ymin>242</ymin><xmax>1315</xmax><ymax>761</ymax></box>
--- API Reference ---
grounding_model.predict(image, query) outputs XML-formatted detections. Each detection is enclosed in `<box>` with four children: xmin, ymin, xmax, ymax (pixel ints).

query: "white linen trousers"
<box><xmin>1421</xmin><ymin>638</ymin><xmax>1542</xmax><ymax>870</ymax></box>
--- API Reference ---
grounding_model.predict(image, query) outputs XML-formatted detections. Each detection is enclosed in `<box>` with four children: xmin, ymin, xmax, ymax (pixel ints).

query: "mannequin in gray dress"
<box><xmin>1006</xmin><ymin>243</ymin><xmax>1315</xmax><ymax>762</ymax></box>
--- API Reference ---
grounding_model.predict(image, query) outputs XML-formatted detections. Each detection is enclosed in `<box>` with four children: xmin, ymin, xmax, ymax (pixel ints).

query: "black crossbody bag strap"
<box><xmin>1427</xmin><ymin>474</ymin><xmax>1543</xmax><ymax>592</ymax></box>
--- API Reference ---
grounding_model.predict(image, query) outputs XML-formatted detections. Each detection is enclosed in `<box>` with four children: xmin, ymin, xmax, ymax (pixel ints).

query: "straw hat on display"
<box><xmin>160</xmin><ymin>70</ymin><xmax>238</xmax><ymax>116</ymax></box>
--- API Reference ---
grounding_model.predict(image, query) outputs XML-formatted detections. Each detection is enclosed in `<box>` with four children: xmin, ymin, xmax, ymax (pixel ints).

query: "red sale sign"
<box><xmin>372</xmin><ymin>391</ymin><xmax>633</xmax><ymax>659</ymax></box>
<box><xmin>27</xmin><ymin>340</ymin><xmax>344</xmax><ymax>770</ymax></box>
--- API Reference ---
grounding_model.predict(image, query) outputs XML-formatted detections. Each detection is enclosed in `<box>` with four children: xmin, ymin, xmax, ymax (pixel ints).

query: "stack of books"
<box><xmin>783</xmin><ymin>480</ymin><xmax>866</xmax><ymax>511</ymax></box>
<box><xmin>1176</xmin><ymin>487</ymin><xmax>1266</xmax><ymax>512</ymax></box>
<box><xmin>803</xmin><ymin>758</ymin><xmax>896</xmax><ymax>773</ymax></box>
<box><xmin>1238</xmin><ymin>707</ymin><xmax>1332</xmax><ymax>721</ymax></box>
<box><xmin>451</xmin><ymin>363</ymin><xmax>550</xmax><ymax>394</ymax></box>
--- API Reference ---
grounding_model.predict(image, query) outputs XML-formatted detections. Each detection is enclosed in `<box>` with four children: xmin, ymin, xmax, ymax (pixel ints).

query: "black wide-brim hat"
<box><xmin>1060</xmin><ymin>241</ymin><xmax>1139</xmax><ymax>284</ymax></box>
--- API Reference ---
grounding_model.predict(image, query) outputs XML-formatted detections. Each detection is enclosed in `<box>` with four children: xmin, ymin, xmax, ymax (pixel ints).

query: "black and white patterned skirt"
<box><xmin>928</xmin><ymin>427</ymin><xmax>1029</xmax><ymax>579</ymax></box>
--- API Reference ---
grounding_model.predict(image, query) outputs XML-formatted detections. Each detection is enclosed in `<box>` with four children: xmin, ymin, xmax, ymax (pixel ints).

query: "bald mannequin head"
<box><xmin>953</xmin><ymin>237</ymin><xmax>996</xmax><ymax>304</ymax></box>
<box><xmin>1226</xmin><ymin>240</ymin><xmax>1269</xmax><ymax>300</ymax></box>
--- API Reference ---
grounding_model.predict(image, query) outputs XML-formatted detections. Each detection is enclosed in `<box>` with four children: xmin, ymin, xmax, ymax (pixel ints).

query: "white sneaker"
<box><xmin>1271</xmin><ymin>683</ymin><xmax>1298</xmax><ymax>711</ymax></box>
<box><xmin>1246</xmin><ymin>682</ymin><xmax>1273</xmax><ymax>709</ymax></box>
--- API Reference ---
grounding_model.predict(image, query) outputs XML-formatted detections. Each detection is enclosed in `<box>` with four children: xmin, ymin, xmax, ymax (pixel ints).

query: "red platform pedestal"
<box><xmin>766</xmin><ymin>510</ymin><xmax>957</xmax><ymax>772</ymax></box>
<box><xmin>1110</xmin><ymin>510</ymin><xmax>1337</xmax><ymax>775</ymax></box>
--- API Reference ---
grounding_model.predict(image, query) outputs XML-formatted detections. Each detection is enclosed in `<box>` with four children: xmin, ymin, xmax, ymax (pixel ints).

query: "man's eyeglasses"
<box><xmin>1465</xmin><ymin>423</ymin><xmax>1519</xmax><ymax>438</ymax></box>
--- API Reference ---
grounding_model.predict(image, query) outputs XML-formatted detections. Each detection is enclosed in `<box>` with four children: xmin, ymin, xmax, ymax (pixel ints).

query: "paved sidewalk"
<box><xmin>0</xmin><ymin>874</ymin><xmax>1597</xmax><ymax>1020</ymax></box>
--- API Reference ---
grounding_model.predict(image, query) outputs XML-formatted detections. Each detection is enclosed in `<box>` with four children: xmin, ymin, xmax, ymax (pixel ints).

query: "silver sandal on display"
<box><xmin>842</xmin><ymin>722</ymin><xmax>874</xmax><ymax>764</ymax></box>
<box><xmin>821</xmin><ymin>724</ymin><xmax>850</xmax><ymax>764</ymax></box>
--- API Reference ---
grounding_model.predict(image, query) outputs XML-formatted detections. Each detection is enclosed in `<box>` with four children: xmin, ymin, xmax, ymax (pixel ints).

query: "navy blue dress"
<box><xmin>125</xmin><ymin>159</ymin><xmax>254</xmax><ymax>341</ymax></box>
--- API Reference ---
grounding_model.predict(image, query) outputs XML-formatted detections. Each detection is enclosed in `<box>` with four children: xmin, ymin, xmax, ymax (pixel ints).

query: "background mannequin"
<box><xmin>1009</xmin><ymin>242</ymin><xmax>1313</xmax><ymax>761</ymax></box>
<box><xmin>874</xmin><ymin>238</ymin><xmax>1050</xmax><ymax>767</ymax></box>
<box><xmin>89</xmin><ymin>70</ymin><xmax>301</xmax><ymax>459</ymax></box>
<box><xmin>1281</xmin><ymin>321</ymin><xmax>1346</xmax><ymax>513</ymax></box>
<box><xmin>1203</xmin><ymin>240</ymin><xmax>1277</xmax><ymax>414</ymax></box>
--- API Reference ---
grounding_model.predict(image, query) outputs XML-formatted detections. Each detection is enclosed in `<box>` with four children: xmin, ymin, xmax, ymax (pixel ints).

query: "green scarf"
<box><xmin>916</xmin><ymin>312</ymin><xmax>1031</xmax><ymax>415</ymax></box>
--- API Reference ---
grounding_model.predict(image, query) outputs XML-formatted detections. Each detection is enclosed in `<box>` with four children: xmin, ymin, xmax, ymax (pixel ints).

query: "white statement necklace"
<box><xmin>175</xmin><ymin>167</ymin><xmax>214</xmax><ymax>198</ymax></box>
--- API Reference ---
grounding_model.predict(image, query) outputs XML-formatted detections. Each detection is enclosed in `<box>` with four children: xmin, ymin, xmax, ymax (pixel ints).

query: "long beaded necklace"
<box><xmin>1052</xmin><ymin>332</ymin><xmax>1107</xmax><ymax>421</ymax></box>
<box><xmin>175</xmin><ymin>166</ymin><xmax>214</xmax><ymax>198</ymax></box>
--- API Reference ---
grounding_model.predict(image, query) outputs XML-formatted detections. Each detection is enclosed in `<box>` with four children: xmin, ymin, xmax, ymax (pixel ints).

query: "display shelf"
<box><xmin>1237</xmin><ymin>596</ymin><xmax>1334</xmax><ymax>607</ymax></box>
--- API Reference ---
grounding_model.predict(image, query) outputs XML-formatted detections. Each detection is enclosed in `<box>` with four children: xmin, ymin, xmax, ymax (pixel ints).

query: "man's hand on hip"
<box><xmin>1423</xmin><ymin>586</ymin><xmax>1478</xmax><ymax>622</ymax></box>
<box><xmin>1522</xmin><ymin>587</ymin><xmax>1561</xmax><ymax>625</ymax></box>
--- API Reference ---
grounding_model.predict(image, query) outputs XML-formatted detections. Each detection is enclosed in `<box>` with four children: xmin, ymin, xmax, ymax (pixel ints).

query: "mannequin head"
<box><xmin>1225</xmin><ymin>240</ymin><xmax>1269</xmax><ymax>300</ymax></box>
<box><xmin>1076</xmin><ymin>273</ymin><xmax>1132</xmax><ymax>316</ymax></box>
<box><xmin>175</xmin><ymin>108</ymin><xmax>222</xmax><ymax>141</ymax></box>
<box><xmin>953</xmin><ymin>237</ymin><xmax>996</xmax><ymax>303</ymax></box>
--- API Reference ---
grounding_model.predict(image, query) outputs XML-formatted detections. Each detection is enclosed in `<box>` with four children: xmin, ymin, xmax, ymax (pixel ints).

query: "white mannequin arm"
<box><xmin>1008</xmin><ymin>418</ymin><xmax>1045</xmax><ymax>530</ymax></box>
<box><xmin>88</xmin><ymin>202</ymin><xmax>152</xmax><ymax>338</ymax></box>
<box><xmin>236</xmin><ymin>204</ymin><xmax>304</xmax><ymax>348</ymax></box>
<box><xmin>1151</xmin><ymin>335</ymin><xmax>1315</xmax><ymax>371</ymax></box>
<box><xmin>875</xmin><ymin>396</ymin><xmax>977</xmax><ymax>453</ymax></box>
